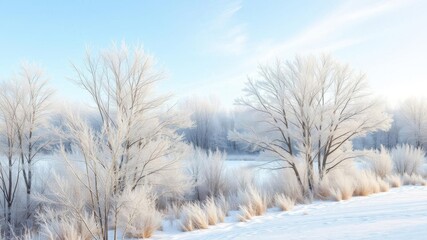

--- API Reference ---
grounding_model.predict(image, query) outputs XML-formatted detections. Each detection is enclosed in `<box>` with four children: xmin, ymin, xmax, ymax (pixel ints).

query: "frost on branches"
<box><xmin>231</xmin><ymin>55</ymin><xmax>391</xmax><ymax>199</ymax></box>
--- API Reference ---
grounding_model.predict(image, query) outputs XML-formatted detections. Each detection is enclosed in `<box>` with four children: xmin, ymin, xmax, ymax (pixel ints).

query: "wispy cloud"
<box><xmin>205</xmin><ymin>0</ymin><xmax>247</xmax><ymax>55</ymax></box>
<box><xmin>215</xmin><ymin>1</ymin><xmax>242</xmax><ymax>26</ymax></box>
<box><xmin>189</xmin><ymin>0</ymin><xmax>419</xmax><ymax>107</ymax></box>
<box><xmin>253</xmin><ymin>0</ymin><xmax>413</xmax><ymax>62</ymax></box>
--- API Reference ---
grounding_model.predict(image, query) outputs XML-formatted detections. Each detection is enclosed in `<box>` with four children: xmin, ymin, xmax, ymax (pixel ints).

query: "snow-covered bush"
<box><xmin>116</xmin><ymin>187</ymin><xmax>163</xmax><ymax>239</ymax></box>
<box><xmin>36</xmin><ymin>208</ymin><xmax>99</xmax><ymax>240</ymax></box>
<box><xmin>224</xmin><ymin>166</ymin><xmax>258</xmax><ymax>210</ymax></box>
<box><xmin>366</xmin><ymin>146</ymin><xmax>393</xmax><ymax>179</ymax></box>
<box><xmin>263</xmin><ymin>166</ymin><xmax>306</xmax><ymax>203</ymax></box>
<box><xmin>187</xmin><ymin>148</ymin><xmax>227</xmax><ymax>201</ymax></box>
<box><xmin>391</xmin><ymin>144</ymin><xmax>425</xmax><ymax>176</ymax></box>
<box><xmin>353</xmin><ymin>170</ymin><xmax>382</xmax><ymax>196</ymax></box>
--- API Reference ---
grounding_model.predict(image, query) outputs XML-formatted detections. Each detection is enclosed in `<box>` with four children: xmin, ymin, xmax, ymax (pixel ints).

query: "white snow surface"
<box><xmin>155</xmin><ymin>186</ymin><xmax>427</xmax><ymax>240</ymax></box>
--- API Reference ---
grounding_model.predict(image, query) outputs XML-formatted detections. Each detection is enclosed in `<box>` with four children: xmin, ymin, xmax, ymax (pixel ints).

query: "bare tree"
<box><xmin>14</xmin><ymin>63</ymin><xmax>54</xmax><ymax>218</ymax></box>
<box><xmin>182</xmin><ymin>96</ymin><xmax>223</xmax><ymax>151</ymax></box>
<box><xmin>231</xmin><ymin>55</ymin><xmax>391</xmax><ymax>198</ymax></box>
<box><xmin>398</xmin><ymin>98</ymin><xmax>427</xmax><ymax>148</ymax></box>
<box><xmin>44</xmin><ymin>43</ymin><xmax>191</xmax><ymax>239</ymax></box>
<box><xmin>0</xmin><ymin>81</ymin><xmax>23</xmax><ymax>234</ymax></box>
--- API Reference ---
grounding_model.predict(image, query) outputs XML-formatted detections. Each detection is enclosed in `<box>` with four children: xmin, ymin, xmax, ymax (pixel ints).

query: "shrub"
<box><xmin>224</xmin><ymin>167</ymin><xmax>258</xmax><ymax>210</ymax></box>
<box><xmin>37</xmin><ymin>208</ymin><xmax>99</xmax><ymax>240</ymax></box>
<box><xmin>116</xmin><ymin>187</ymin><xmax>163</xmax><ymax>239</ymax></box>
<box><xmin>188</xmin><ymin>148</ymin><xmax>228</xmax><ymax>201</ymax></box>
<box><xmin>391</xmin><ymin>144</ymin><xmax>425</xmax><ymax>176</ymax></box>
<box><xmin>366</xmin><ymin>146</ymin><xmax>393</xmax><ymax>179</ymax></box>
<box><xmin>263</xmin><ymin>168</ymin><xmax>305</xmax><ymax>203</ymax></box>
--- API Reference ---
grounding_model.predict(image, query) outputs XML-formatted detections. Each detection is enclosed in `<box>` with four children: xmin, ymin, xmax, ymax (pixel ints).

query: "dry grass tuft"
<box><xmin>402</xmin><ymin>173</ymin><xmax>427</xmax><ymax>186</ymax></box>
<box><xmin>366</xmin><ymin>146</ymin><xmax>393</xmax><ymax>179</ymax></box>
<box><xmin>236</xmin><ymin>184</ymin><xmax>267</xmax><ymax>221</ymax></box>
<box><xmin>378</xmin><ymin>179</ymin><xmax>390</xmax><ymax>192</ymax></box>
<box><xmin>385</xmin><ymin>174</ymin><xmax>402</xmax><ymax>188</ymax></box>
<box><xmin>274</xmin><ymin>194</ymin><xmax>295</xmax><ymax>211</ymax></box>
<box><xmin>238</xmin><ymin>205</ymin><xmax>253</xmax><ymax>222</ymax></box>
<box><xmin>116</xmin><ymin>187</ymin><xmax>163</xmax><ymax>239</ymax></box>
<box><xmin>179</xmin><ymin>197</ymin><xmax>227</xmax><ymax>232</ymax></box>
<box><xmin>180</xmin><ymin>203</ymin><xmax>208</xmax><ymax>232</ymax></box>
<box><xmin>316</xmin><ymin>169</ymin><xmax>355</xmax><ymax>201</ymax></box>
<box><xmin>204</xmin><ymin>197</ymin><xmax>226</xmax><ymax>225</ymax></box>
<box><xmin>37</xmin><ymin>209</ymin><xmax>99</xmax><ymax>240</ymax></box>
<box><xmin>353</xmin><ymin>170</ymin><xmax>380</xmax><ymax>196</ymax></box>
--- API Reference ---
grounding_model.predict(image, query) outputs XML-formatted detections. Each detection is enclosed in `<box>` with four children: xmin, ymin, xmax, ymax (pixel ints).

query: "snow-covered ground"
<box><xmin>156</xmin><ymin>186</ymin><xmax>427</xmax><ymax>240</ymax></box>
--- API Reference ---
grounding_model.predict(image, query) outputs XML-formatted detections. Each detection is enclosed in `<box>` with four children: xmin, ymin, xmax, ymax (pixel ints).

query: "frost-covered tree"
<box><xmin>398</xmin><ymin>98</ymin><xmax>427</xmax><ymax>148</ymax></box>
<box><xmin>0</xmin><ymin>81</ymin><xmax>23</xmax><ymax>233</ymax></box>
<box><xmin>44</xmin><ymin>43</ymin><xmax>192</xmax><ymax>239</ymax></box>
<box><xmin>15</xmin><ymin>63</ymin><xmax>54</xmax><ymax>217</ymax></box>
<box><xmin>181</xmin><ymin>96</ymin><xmax>240</xmax><ymax>152</ymax></box>
<box><xmin>231</xmin><ymin>55</ymin><xmax>391</xmax><ymax>198</ymax></box>
<box><xmin>182</xmin><ymin>96</ymin><xmax>222</xmax><ymax>151</ymax></box>
<box><xmin>353</xmin><ymin>108</ymin><xmax>402</xmax><ymax>150</ymax></box>
<box><xmin>0</xmin><ymin>64</ymin><xmax>53</xmax><ymax>234</ymax></box>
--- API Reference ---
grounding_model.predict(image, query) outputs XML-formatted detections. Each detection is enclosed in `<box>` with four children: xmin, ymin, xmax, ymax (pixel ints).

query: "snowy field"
<box><xmin>156</xmin><ymin>186</ymin><xmax>427</xmax><ymax>240</ymax></box>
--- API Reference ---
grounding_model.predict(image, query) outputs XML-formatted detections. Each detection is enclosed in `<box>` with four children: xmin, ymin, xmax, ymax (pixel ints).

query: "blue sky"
<box><xmin>1</xmin><ymin>0</ymin><xmax>426</xmax><ymax>108</ymax></box>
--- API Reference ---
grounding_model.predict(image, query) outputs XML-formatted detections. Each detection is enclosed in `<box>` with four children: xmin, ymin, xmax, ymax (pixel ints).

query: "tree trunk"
<box><xmin>307</xmin><ymin>164</ymin><xmax>314</xmax><ymax>201</ymax></box>
<box><xmin>6</xmin><ymin>202</ymin><xmax>12</xmax><ymax>238</ymax></box>
<box><xmin>292</xmin><ymin>165</ymin><xmax>307</xmax><ymax>200</ymax></box>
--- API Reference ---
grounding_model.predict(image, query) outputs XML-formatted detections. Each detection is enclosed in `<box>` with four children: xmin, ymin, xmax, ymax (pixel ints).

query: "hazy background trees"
<box><xmin>354</xmin><ymin>98</ymin><xmax>427</xmax><ymax>150</ymax></box>
<box><xmin>180</xmin><ymin>96</ymin><xmax>243</xmax><ymax>153</ymax></box>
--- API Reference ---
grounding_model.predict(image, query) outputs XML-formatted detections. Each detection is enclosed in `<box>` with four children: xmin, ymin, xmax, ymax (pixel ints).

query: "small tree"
<box><xmin>43</xmin><ymin>43</ymin><xmax>191</xmax><ymax>240</ymax></box>
<box><xmin>15</xmin><ymin>62</ymin><xmax>54</xmax><ymax>218</ymax></box>
<box><xmin>231</xmin><ymin>55</ymin><xmax>391</xmax><ymax>198</ymax></box>
<box><xmin>0</xmin><ymin>81</ymin><xmax>23</xmax><ymax>234</ymax></box>
<box><xmin>398</xmin><ymin>98</ymin><xmax>427</xmax><ymax>148</ymax></box>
